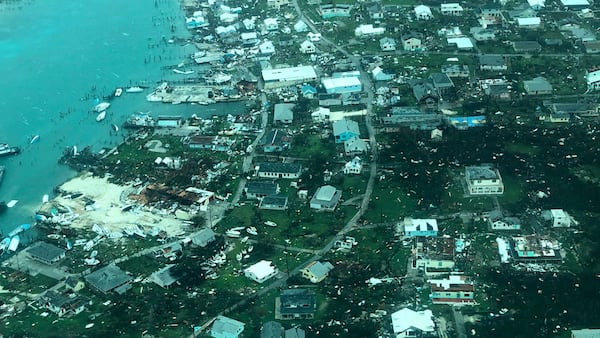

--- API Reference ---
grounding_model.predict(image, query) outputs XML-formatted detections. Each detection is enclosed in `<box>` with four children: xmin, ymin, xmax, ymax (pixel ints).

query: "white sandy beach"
<box><xmin>52</xmin><ymin>173</ymin><xmax>189</xmax><ymax>237</ymax></box>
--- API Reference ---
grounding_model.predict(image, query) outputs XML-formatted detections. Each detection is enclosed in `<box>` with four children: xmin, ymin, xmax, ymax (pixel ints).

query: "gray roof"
<box><xmin>192</xmin><ymin>228</ymin><xmax>216</xmax><ymax>245</ymax></box>
<box><xmin>479</xmin><ymin>55</ymin><xmax>506</xmax><ymax>67</ymax></box>
<box><xmin>524</xmin><ymin>77</ymin><xmax>553</xmax><ymax>92</ymax></box>
<box><xmin>401</xmin><ymin>31</ymin><xmax>423</xmax><ymax>41</ymax></box>
<box><xmin>260</xmin><ymin>195</ymin><xmax>288</xmax><ymax>208</ymax></box>
<box><xmin>246</xmin><ymin>181</ymin><xmax>279</xmax><ymax>195</ymax></box>
<box><xmin>280</xmin><ymin>289</ymin><xmax>316</xmax><ymax>315</ymax></box>
<box><xmin>430</xmin><ymin>73</ymin><xmax>454</xmax><ymax>88</ymax></box>
<box><xmin>465</xmin><ymin>165</ymin><xmax>500</xmax><ymax>180</ymax></box>
<box><xmin>306</xmin><ymin>261</ymin><xmax>334</xmax><ymax>279</ymax></box>
<box><xmin>551</xmin><ymin>102</ymin><xmax>594</xmax><ymax>113</ymax></box>
<box><xmin>310</xmin><ymin>185</ymin><xmax>342</xmax><ymax>208</ymax></box>
<box><xmin>513</xmin><ymin>40</ymin><xmax>542</xmax><ymax>51</ymax></box>
<box><xmin>285</xmin><ymin>328</ymin><xmax>306</xmax><ymax>338</ymax></box>
<box><xmin>261</xmin><ymin>321</ymin><xmax>284</xmax><ymax>338</ymax></box>
<box><xmin>260</xmin><ymin>129</ymin><xmax>292</xmax><ymax>147</ymax></box>
<box><xmin>274</xmin><ymin>103</ymin><xmax>295</xmax><ymax>122</ymax></box>
<box><xmin>27</xmin><ymin>242</ymin><xmax>66</xmax><ymax>262</ymax></box>
<box><xmin>258</xmin><ymin>162</ymin><xmax>302</xmax><ymax>174</ymax></box>
<box><xmin>151</xmin><ymin>265</ymin><xmax>178</xmax><ymax>288</ymax></box>
<box><xmin>85</xmin><ymin>264</ymin><xmax>132</xmax><ymax>294</ymax></box>
<box><xmin>211</xmin><ymin>315</ymin><xmax>245</xmax><ymax>336</ymax></box>
<box><xmin>332</xmin><ymin>119</ymin><xmax>360</xmax><ymax>137</ymax></box>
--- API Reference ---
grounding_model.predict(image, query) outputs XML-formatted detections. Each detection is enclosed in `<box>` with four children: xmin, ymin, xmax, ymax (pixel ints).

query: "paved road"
<box><xmin>452</xmin><ymin>307</ymin><xmax>468</xmax><ymax>338</ymax></box>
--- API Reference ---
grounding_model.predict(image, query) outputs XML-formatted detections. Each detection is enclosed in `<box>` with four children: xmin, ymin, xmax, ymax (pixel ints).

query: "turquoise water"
<box><xmin>0</xmin><ymin>0</ymin><xmax>242</xmax><ymax>233</ymax></box>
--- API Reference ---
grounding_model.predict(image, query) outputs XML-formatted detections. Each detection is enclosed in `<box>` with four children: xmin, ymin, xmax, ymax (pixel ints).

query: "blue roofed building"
<box><xmin>403</xmin><ymin>218</ymin><xmax>439</xmax><ymax>237</ymax></box>
<box><xmin>448</xmin><ymin>116</ymin><xmax>487</xmax><ymax>129</ymax></box>
<box><xmin>332</xmin><ymin>119</ymin><xmax>360</xmax><ymax>143</ymax></box>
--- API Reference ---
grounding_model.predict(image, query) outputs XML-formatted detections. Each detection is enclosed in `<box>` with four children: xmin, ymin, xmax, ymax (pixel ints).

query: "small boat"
<box><xmin>8</xmin><ymin>235</ymin><xmax>20</xmax><ymax>252</ymax></box>
<box><xmin>0</xmin><ymin>166</ymin><xmax>4</xmax><ymax>185</ymax></box>
<box><xmin>96</xmin><ymin>111</ymin><xmax>106</xmax><ymax>122</ymax></box>
<box><xmin>8</xmin><ymin>223</ymin><xmax>30</xmax><ymax>237</ymax></box>
<box><xmin>114</xmin><ymin>88</ymin><xmax>123</xmax><ymax>97</ymax></box>
<box><xmin>94</xmin><ymin>102</ymin><xmax>110</xmax><ymax>112</ymax></box>
<box><xmin>42</xmin><ymin>194</ymin><xmax>49</xmax><ymax>203</ymax></box>
<box><xmin>47</xmin><ymin>234</ymin><xmax>62</xmax><ymax>240</ymax></box>
<box><xmin>264</xmin><ymin>221</ymin><xmax>277</xmax><ymax>227</ymax></box>
<box><xmin>125</xmin><ymin>86</ymin><xmax>144</xmax><ymax>93</ymax></box>
<box><xmin>35</xmin><ymin>214</ymin><xmax>47</xmax><ymax>222</ymax></box>
<box><xmin>225</xmin><ymin>229</ymin><xmax>241</xmax><ymax>238</ymax></box>
<box><xmin>111</xmin><ymin>124</ymin><xmax>119</xmax><ymax>132</ymax></box>
<box><xmin>29</xmin><ymin>134</ymin><xmax>40</xmax><ymax>144</ymax></box>
<box><xmin>72</xmin><ymin>145</ymin><xmax>78</xmax><ymax>157</ymax></box>
<box><xmin>246</xmin><ymin>227</ymin><xmax>258</xmax><ymax>236</ymax></box>
<box><xmin>0</xmin><ymin>144</ymin><xmax>21</xmax><ymax>157</ymax></box>
<box><xmin>6</xmin><ymin>200</ymin><xmax>18</xmax><ymax>208</ymax></box>
<box><xmin>66</xmin><ymin>239</ymin><xmax>73</xmax><ymax>250</ymax></box>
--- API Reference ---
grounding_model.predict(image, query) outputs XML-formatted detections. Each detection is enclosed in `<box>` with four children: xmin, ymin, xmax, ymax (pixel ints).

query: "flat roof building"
<box><xmin>465</xmin><ymin>165</ymin><xmax>504</xmax><ymax>195</ymax></box>
<box><xmin>244</xmin><ymin>260</ymin><xmax>278</xmax><ymax>283</ymax></box>
<box><xmin>262</xmin><ymin>66</ymin><xmax>317</xmax><ymax>89</ymax></box>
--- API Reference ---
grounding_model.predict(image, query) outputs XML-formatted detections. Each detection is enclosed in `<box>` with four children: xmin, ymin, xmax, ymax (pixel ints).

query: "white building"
<box><xmin>300</xmin><ymin>40</ymin><xmax>316</xmax><ymax>54</ymax></box>
<box><xmin>267</xmin><ymin>0</ymin><xmax>290</xmax><ymax>10</ymax></box>
<box><xmin>517</xmin><ymin>17</ymin><xmax>541</xmax><ymax>29</ymax></box>
<box><xmin>322</xmin><ymin>77</ymin><xmax>362</xmax><ymax>94</ymax></box>
<box><xmin>414</xmin><ymin>5</ymin><xmax>433</xmax><ymax>20</ymax></box>
<box><xmin>354</xmin><ymin>24</ymin><xmax>385</xmax><ymax>37</ymax></box>
<box><xmin>465</xmin><ymin>165</ymin><xmax>504</xmax><ymax>195</ymax></box>
<box><xmin>379</xmin><ymin>37</ymin><xmax>397</xmax><ymax>51</ymax></box>
<box><xmin>264</xmin><ymin>18</ymin><xmax>279</xmax><ymax>31</ymax></box>
<box><xmin>244</xmin><ymin>260</ymin><xmax>278</xmax><ymax>283</ymax></box>
<box><xmin>447</xmin><ymin>37</ymin><xmax>474</xmax><ymax>49</ymax></box>
<box><xmin>391</xmin><ymin>308</ymin><xmax>435</xmax><ymax>337</ymax></box>
<box><xmin>586</xmin><ymin>70</ymin><xmax>600</xmax><ymax>91</ymax></box>
<box><xmin>310</xmin><ymin>185</ymin><xmax>342</xmax><ymax>211</ymax></box>
<box><xmin>527</xmin><ymin>0</ymin><xmax>545</xmax><ymax>10</ymax></box>
<box><xmin>262</xmin><ymin>66</ymin><xmax>318</xmax><ymax>89</ymax></box>
<box><xmin>549</xmin><ymin>209</ymin><xmax>572</xmax><ymax>227</ymax></box>
<box><xmin>259</xmin><ymin>40</ymin><xmax>275</xmax><ymax>55</ymax></box>
<box><xmin>441</xmin><ymin>3</ymin><xmax>463</xmax><ymax>16</ymax></box>
<box><xmin>343</xmin><ymin>157</ymin><xmax>362</xmax><ymax>174</ymax></box>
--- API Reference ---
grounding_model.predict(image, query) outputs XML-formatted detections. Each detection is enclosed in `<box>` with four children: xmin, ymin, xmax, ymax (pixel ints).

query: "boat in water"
<box><xmin>94</xmin><ymin>102</ymin><xmax>110</xmax><ymax>112</ymax></box>
<box><xmin>114</xmin><ymin>88</ymin><xmax>123</xmax><ymax>97</ymax></box>
<box><xmin>96</xmin><ymin>111</ymin><xmax>106</xmax><ymax>122</ymax></box>
<box><xmin>246</xmin><ymin>227</ymin><xmax>258</xmax><ymax>235</ymax></box>
<box><xmin>8</xmin><ymin>235</ymin><xmax>20</xmax><ymax>252</ymax></box>
<box><xmin>8</xmin><ymin>223</ymin><xmax>31</xmax><ymax>237</ymax></box>
<box><xmin>0</xmin><ymin>143</ymin><xmax>21</xmax><ymax>157</ymax></box>
<box><xmin>125</xmin><ymin>86</ymin><xmax>144</xmax><ymax>93</ymax></box>
<box><xmin>0</xmin><ymin>166</ymin><xmax>4</xmax><ymax>186</ymax></box>
<box><xmin>111</xmin><ymin>124</ymin><xmax>119</xmax><ymax>132</ymax></box>
<box><xmin>29</xmin><ymin>135</ymin><xmax>40</xmax><ymax>144</ymax></box>
<box><xmin>225</xmin><ymin>229</ymin><xmax>241</xmax><ymax>238</ymax></box>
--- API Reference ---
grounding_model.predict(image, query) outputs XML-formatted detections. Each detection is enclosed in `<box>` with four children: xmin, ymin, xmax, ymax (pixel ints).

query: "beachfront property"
<box><xmin>309</xmin><ymin>185</ymin><xmax>342</xmax><ymax>211</ymax></box>
<box><xmin>39</xmin><ymin>291</ymin><xmax>91</xmax><ymax>317</ymax></box>
<box><xmin>465</xmin><ymin>165</ymin><xmax>504</xmax><ymax>195</ymax></box>
<box><xmin>256</xmin><ymin>162</ymin><xmax>302</xmax><ymax>179</ymax></box>
<box><xmin>244</xmin><ymin>260</ymin><xmax>278</xmax><ymax>283</ymax></box>
<box><xmin>26</xmin><ymin>242</ymin><xmax>66</xmax><ymax>265</ymax></box>
<box><xmin>428</xmin><ymin>275</ymin><xmax>476</xmax><ymax>305</ymax></box>
<box><xmin>156</xmin><ymin>116</ymin><xmax>183</xmax><ymax>128</ymax></box>
<box><xmin>85</xmin><ymin>264</ymin><xmax>132</xmax><ymax>294</ymax></box>
<box><xmin>332</xmin><ymin>119</ymin><xmax>360</xmax><ymax>143</ymax></box>
<box><xmin>275</xmin><ymin>288</ymin><xmax>317</xmax><ymax>320</ymax></box>
<box><xmin>210</xmin><ymin>315</ymin><xmax>245</xmax><ymax>338</ymax></box>
<box><xmin>390</xmin><ymin>308</ymin><xmax>436</xmax><ymax>337</ymax></box>
<box><xmin>509</xmin><ymin>235</ymin><xmax>562</xmax><ymax>263</ymax></box>
<box><xmin>403</xmin><ymin>218</ymin><xmax>439</xmax><ymax>237</ymax></box>
<box><xmin>274</xmin><ymin>103</ymin><xmax>295</xmax><ymax>124</ymax></box>
<box><xmin>261</xmin><ymin>66</ymin><xmax>318</xmax><ymax>89</ymax></box>
<box><xmin>301</xmin><ymin>261</ymin><xmax>334</xmax><ymax>283</ymax></box>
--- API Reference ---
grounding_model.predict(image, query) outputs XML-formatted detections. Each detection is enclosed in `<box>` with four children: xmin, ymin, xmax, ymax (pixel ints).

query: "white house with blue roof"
<box><xmin>332</xmin><ymin>119</ymin><xmax>360</xmax><ymax>143</ymax></box>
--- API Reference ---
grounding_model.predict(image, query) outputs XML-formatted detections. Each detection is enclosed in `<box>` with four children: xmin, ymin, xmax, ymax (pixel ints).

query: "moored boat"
<box><xmin>29</xmin><ymin>135</ymin><xmax>40</xmax><ymax>144</ymax></box>
<box><xmin>0</xmin><ymin>165</ymin><xmax>4</xmax><ymax>185</ymax></box>
<box><xmin>8</xmin><ymin>235</ymin><xmax>20</xmax><ymax>252</ymax></box>
<box><xmin>0</xmin><ymin>144</ymin><xmax>21</xmax><ymax>157</ymax></box>
<box><xmin>125</xmin><ymin>86</ymin><xmax>144</xmax><ymax>93</ymax></box>
<box><xmin>111</xmin><ymin>124</ymin><xmax>119</xmax><ymax>132</ymax></box>
<box><xmin>96</xmin><ymin>111</ymin><xmax>106</xmax><ymax>122</ymax></box>
<box><xmin>94</xmin><ymin>102</ymin><xmax>110</xmax><ymax>112</ymax></box>
<box><xmin>114</xmin><ymin>88</ymin><xmax>123</xmax><ymax>97</ymax></box>
<box><xmin>0</xmin><ymin>237</ymin><xmax>10</xmax><ymax>254</ymax></box>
